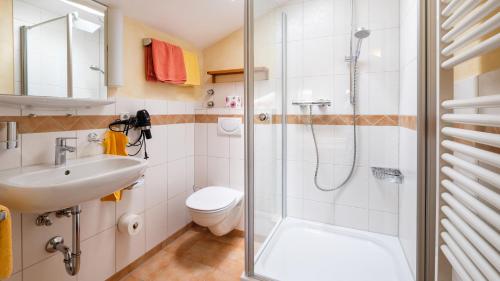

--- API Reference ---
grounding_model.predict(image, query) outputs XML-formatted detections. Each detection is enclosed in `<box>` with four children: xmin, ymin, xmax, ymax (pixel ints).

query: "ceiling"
<box><xmin>100</xmin><ymin>0</ymin><xmax>285</xmax><ymax>49</ymax></box>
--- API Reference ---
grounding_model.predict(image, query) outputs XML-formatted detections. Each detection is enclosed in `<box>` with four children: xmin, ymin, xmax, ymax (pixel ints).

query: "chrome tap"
<box><xmin>55</xmin><ymin>137</ymin><xmax>76</xmax><ymax>166</ymax></box>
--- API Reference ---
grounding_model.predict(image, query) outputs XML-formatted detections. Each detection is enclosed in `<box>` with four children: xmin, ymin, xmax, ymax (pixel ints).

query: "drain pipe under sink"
<box><xmin>45</xmin><ymin>205</ymin><xmax>81</xmax><ymax>276</ymax></box>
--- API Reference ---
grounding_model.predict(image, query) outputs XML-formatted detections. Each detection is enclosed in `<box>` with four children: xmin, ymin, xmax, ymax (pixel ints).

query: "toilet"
<box><xmin>186</xmin><ymin>186</ymin><xmax>244</xmax><ymax>236</ymax></box>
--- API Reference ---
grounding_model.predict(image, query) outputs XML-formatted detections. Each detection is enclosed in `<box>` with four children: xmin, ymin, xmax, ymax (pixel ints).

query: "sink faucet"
<box><xmin>55</xmin><ymin>137</ymin><xmax>77</xmax><ymax>166</ymax></box>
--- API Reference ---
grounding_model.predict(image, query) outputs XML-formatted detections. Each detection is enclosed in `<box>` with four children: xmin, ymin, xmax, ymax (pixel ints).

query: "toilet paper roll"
<box><xmin>118</xmin><ymin>213</ymin><xmax>143</xmax><ymax>236</ymax></box>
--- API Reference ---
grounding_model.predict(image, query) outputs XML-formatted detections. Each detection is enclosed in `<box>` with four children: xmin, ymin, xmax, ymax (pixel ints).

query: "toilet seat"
<box><xmin>186</xmin><ymin>186</ymin><xmax>240</xmax><ymax>213</ymax></box>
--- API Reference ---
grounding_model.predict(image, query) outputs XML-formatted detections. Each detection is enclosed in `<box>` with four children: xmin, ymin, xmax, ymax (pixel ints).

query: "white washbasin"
<box><xmin>0</xmin><ymin>155</ymin><xmax>147</xmax><ymax>213</ymax></box>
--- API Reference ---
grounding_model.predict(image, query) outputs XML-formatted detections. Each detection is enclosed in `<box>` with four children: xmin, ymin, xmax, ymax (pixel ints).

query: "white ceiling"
<box><xmin>100</xmin><ymin>0</ymin><xmax>284</xmax><ymax>49</ymax></box>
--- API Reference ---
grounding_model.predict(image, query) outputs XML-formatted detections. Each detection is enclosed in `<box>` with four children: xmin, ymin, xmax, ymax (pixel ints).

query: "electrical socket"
<box><xmin>119</xmin><ymin>112</ymin><xmax>130</xmax><ymax>120</ymax></box>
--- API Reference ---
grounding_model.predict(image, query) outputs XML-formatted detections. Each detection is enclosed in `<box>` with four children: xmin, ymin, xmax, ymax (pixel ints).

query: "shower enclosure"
<box><xmin>244</xmin><ymin>0</ymin><xmax>429</xmax><ymax>280</ymax></box>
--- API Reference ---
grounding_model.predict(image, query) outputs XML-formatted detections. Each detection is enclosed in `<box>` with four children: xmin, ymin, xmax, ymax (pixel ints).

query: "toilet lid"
<box><xmin>186</xmin><ymin>186</ymin><xmax>240</xmax><ymax>212</ymax></box>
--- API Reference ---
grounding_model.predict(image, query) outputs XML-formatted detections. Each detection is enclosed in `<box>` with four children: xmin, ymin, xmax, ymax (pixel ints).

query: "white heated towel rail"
<box><xmin>439</xmin><ymin>1</ymin><xmax>499</xmax><ymax>278</ymax></box>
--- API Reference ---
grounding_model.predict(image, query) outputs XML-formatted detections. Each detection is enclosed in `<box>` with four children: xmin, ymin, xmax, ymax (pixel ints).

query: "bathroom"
<box><xmin>0</xmin><ymin>0</ymin><xmax>498</xmax><ymax>281</ymax></box>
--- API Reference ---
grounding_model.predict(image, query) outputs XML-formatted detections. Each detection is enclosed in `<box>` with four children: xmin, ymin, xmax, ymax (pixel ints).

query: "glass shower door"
<box><xmin>244</xmin><ymin>0</ymin><xmax>285</xmax><ymax>279</ymax></box>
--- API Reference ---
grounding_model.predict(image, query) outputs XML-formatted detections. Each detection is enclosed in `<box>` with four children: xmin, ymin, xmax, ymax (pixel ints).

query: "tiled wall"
<box><xmin>193</xmin><ymin>107</ymin><xmax>245</xmax><ymax>230</ymax></box>
<box><xmin>276</xmin><ymin>0</ymin><xmax>401</xmax><ymax>236</ymax></box>
<box><xmin>0</xmin><ymin>97</ymin><xmax>196</xmax><ymax>281</ymax></box>
<box><xmin>13</xmin><ymin>0</ymin><xmax>105</xmax><ymax>99</ymax></box>
<box><xmin>398</xmin><ymin>0</ymin><xmax>418</xmax><ymax>278</ymax></box>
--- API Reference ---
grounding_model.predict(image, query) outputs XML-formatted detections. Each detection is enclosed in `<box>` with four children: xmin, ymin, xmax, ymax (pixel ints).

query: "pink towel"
<box><xmin>145</xmin><ymin>39</ymin><xmax>187</xmax><ymax>84</ymax></box>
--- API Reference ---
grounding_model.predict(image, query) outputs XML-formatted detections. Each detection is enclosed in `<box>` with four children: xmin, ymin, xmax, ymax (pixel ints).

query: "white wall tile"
<box><xmin>230</xmin><ymin>134</ymin><xmax>244</xmax><ymax>160</ymax></box>
<box><xmin>303</xmin><ymin>37</ymin><xmax>334</xmax><ymax>76</ymax></box>
<box><xmin>145</xmin><ymin>125</ymin><xmax>168</xmax><ymax>166</ymax></box>
<box><xmin>287</xmin><ymin>160</ymin><xmax>303</xmax><ymax>198</ymax></box>
<box><xmin>80</xmin><ymin>199</ymin><xmax>115</xmax><ymax>240</ymax></box>
<box><xmin>185</xmin><ymin>156</ymin><xmax>195</xmax><ymax>195</ymax></box>
<box><xmin>334</xmin><ymin>166</ymin><xmax>369</xmax><ymax>208</ymax></box>
<box><xmin>167</xmin><ymin>158</ymin><xmax>186</xmax><ymax>199</ymax></box>
<box><xmin>369</xmin><ymin>177</ymin><xmax>398</xmax><ymax>213</ymax></box>
<box><xmin>334</xmin><ymin>204</ymin><xmax>369</xmax><ymax>230</ymax></box>
<box><xmin>194</xmin><ymin>123</ymin><xmax>208</xmax><ymax>156</ymax></box>
<box><xmin>167</xmin><ymin>101</ymin><xmax>186</xmax><ymax>114</ymax></box>
<box><xmin>144</xmin><ymin>99</ymin><xmax>168</xmax><ymax>115</ymax></box>
<box><xmin>207</xmin><ymin>123</ymin><xmax>229</xmax><ymax>158</ymax></box>
<box><xmin>167</xmin><ymin>193</ymin><xmax>187</xmax><ymax>237</ymax></box>
<box><xmin>167</xmin><ymin>124</ymin><xmax>186</xmax><ymax>161</ymax></box>
<box><xmin>369</xmin><ymin>210</ymin><xmax>398</xmax><ymax>235</ymax></box>
<box><xmin>23</xmin><ymin>254</ymin><xmax>75</xmax><ymax>281</ymax></box>
<box><xmin>367</xmin><ymin>72</ymin><xmax>400</xmax><ymax>115</ymax></box>
<box><xmin>194</xmin><ymin>155</ymin><xmax>207</xmax><ymax>188</ymax></box>
<box><xmin>369</xmin><ymin>0</ymin><xmax>399</xmax><ymax>30</ymax></box>
<box><xmin>145</xmin><ymin>202</ymin><xmax>167</xmax><ymax>251</ymax></box>
<box><xmin>207</xmin><ymin>157</ymin><xmax>230</xmax><ymax>187</ymax></box>
<box><xmin>303</xmin><ymin>162</ymin><xmax>334</xmax><ymax>203</ymax></box>
<box><xmin>145</xmin><ymin>163</ymin><xmax>168</xmax><ymax>208</ymax></box>
<box><xmin>115</xmin><ymin>97</ymin><xmax>145</xmax><ymax>116</ymax></box>
<box><xmin>230</xmin><ymin>158</ymin><xmax>244</xmax><ymax>191</ymax></box>
<box><xmin>303</xmin><ymin>0</ymin><xmax>334</xmax><ymax>39</ymax></box>
<box><xmin>287</xmin><ymin>197</ymin><xmax>304</xmax><ymax>218</ymax></box>
<box><xmin>22</xmin><ymin>131</ymin><xmax>77</xmax><ymax>166</ymax></box>
<box><xmin>76</xmin><ymin>129</ymin><xmax>105</xmax><ymax>159</ymax></box>
<box><xmin>368</xmin><ymin>126</ymin><xmax>399</xmax><ymax>167</ymax></box>
<box><xmin>185</xmin><ymin>123</ymin><xmax>194</xmax><ymax>156</ymax></box>
<box><xmin>79</xmin><ymin>228</ymin><xmax>115</xmax><ymax>281</ymax></box>
<box><xmin>303</xmin><ymin>200</ymin><xmax>334</xmax><ymax>224</ymax></box>
<box><xmin>21</xmin><ymin>213</ymin><xmax>72</xmax><ymax>268</ymax></box>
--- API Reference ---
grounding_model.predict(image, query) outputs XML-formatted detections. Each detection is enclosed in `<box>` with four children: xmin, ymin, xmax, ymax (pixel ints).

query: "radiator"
<box><xmin>439</xmin><ymin>0</ymin><xmax>500</xmax><ymax>280</ymax></box>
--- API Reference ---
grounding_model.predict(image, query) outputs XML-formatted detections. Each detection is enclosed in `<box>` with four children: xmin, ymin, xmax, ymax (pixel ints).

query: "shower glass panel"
<box><xmin>251</xmin><ymin>0</ymin><xmax>284</xmax><ymax>256</ymax></box>
<box><xmin>245</xmin><ymin>0</ymin><xmax>422</xmax><ymax>280</ymax></box>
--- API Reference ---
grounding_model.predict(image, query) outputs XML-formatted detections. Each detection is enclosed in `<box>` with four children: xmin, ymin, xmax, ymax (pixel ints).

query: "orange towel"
<box><xmin>145</xmin><ymin>39</ymin><xmax>187</xmax><ymax>84</ymax></box>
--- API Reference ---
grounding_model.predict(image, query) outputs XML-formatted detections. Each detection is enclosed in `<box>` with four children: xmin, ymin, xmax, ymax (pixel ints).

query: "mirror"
<box><xmin>0</xmin><ymin>0</ymin><xmax>107</xmax><ymax>99</ymax></box>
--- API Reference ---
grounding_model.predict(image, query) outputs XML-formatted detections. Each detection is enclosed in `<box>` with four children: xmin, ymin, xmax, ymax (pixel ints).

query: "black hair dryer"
<box><xmin>134</xmin><ymin>110</ymin><xmax>152</xmax><ymax>139</ymax></box>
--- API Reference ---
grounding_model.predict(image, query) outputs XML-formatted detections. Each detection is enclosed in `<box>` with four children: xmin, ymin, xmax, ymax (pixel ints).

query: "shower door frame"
<box><xmin>243</xmin><ymin>0</ymin><xmax>438</xmax><ymax>280</ymax></box>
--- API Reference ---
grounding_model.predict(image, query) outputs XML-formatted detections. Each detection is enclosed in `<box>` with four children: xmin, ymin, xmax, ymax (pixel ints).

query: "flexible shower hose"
<box><xmin>310</xmin><ymin>61</ymin><xmax>359</xmax><ymax>192</ymax></box>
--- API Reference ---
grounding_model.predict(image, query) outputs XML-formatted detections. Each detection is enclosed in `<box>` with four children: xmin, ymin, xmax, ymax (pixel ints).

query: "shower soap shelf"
<box><xmin>371</xmin><ymin>167</ymin><xmax>403</xmax><ymax>184</ymax></box>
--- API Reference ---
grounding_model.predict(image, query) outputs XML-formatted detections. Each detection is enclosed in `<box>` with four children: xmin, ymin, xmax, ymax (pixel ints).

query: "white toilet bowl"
<box><xmin>186</xmin><ymin>186</ymin><xmax>243</xmax><ymax>236</ymax></box>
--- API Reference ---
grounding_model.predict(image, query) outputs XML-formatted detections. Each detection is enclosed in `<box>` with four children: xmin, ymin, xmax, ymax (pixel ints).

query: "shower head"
<box><xmin>353</xmin><ymin>27</ymin><xmax>370</xmax><ymax>59</ymax></box>
<box><xmin>354</xmin><ymin>27</ymin><xmax>370</xmax><ymax>39</ymax></box>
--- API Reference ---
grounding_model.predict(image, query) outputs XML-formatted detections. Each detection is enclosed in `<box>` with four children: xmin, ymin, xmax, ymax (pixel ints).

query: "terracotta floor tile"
<box><xmin>131</xmin><ymin>250</ymin><xmax>175</xmax><ymax>280</ymax></box>
<box><xmin>121</xmin><ymin>227</ymin><xmax>244</xmax><ymax>281</ymax></box>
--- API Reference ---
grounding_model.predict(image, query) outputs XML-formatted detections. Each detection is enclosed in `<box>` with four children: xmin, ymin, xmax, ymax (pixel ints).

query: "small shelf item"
<box><xmin>207</xmin><ymin>67</ymin><xmax>269</xmax><ymax>83</ymax></box>
<box><xmin>371</xmin><ymin>167</ymin><xmax>404</xmax><ymax>184</ymax></box>
<box><xmin>0</xmin><ymin>210</ymin><xmax>6</xmax><ymax>221</ymax></box>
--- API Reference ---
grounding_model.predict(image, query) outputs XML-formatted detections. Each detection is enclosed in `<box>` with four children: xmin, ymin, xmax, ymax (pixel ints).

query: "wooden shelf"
<box><xmin>207</xmin><ymin>67</ymin><xmax>269</xmax><ymax>83</ymax></box>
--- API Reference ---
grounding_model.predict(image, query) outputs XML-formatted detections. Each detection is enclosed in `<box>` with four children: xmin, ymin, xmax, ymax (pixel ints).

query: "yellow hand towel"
<box><xmin>182</xmin><ymin>49</ymin><xmax>201</xmax><ymax>86</ymax></box>
<box><xmin>101</xmin><ymin>131</ymin><xmax>129</xmax><ymax>202</ymax></box>
<box><xmin>0</xmin><ymin>205</ymin><xmax>12</xmax><ymax>280</ymax></box>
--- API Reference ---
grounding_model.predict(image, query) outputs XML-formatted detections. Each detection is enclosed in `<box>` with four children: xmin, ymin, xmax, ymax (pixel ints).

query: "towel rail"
<box><xmin>442</xmin><ymin>193</ymin><xmax>500</xmax><ymax>251</ymax></box>
<box><xmin>442</xmin><ymin>167</ymin><xmax>500</xmax><ymax>208</ymax></box>
<box><xmin>442</xmin><ymin>13</ymin><xmax>500</xmax><ymax>56</ymax></box>
<box><xmin>442</xmin><ymin>0</ymin><xmax>481</xmax><ymax>30</ymax></box>
<box><xmin>441</xmin><ymin>113</ymin><xmax>500</xmax><ymax>127</ymax></box>
<box><xmin>441</xmin><ymin>33</ymin><xmax>500</xmax><ymax>69</ymax></box>
<box><xmin>442</xmin><ymin>0</ymin><xmax>500</xmax><ymax>43</ymax></box>
<box><xmin>441</xmin><ymin>127</ymin><xmax>500</xmax><ymax>148</ymax></box>
<box><xmin>441</xmin><ymin>94</ymin><xmax>500</xmax><ymax>108</ymax></box>
<box><xmin>442</xmin><ymin>206</ymin><xmax>500</xmax><ymax>271</ymax></box>
<box><xmin>143</xmin><ymin>38</ymin><xmax>152</xmax><ymax>46</ymax></box>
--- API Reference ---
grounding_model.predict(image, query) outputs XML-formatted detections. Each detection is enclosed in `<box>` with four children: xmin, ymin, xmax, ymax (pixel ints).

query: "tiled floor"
<box><xmin>120</xmin><ymin>227</ymin><xmax>245</xmax><ymax>281</ymax></box>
